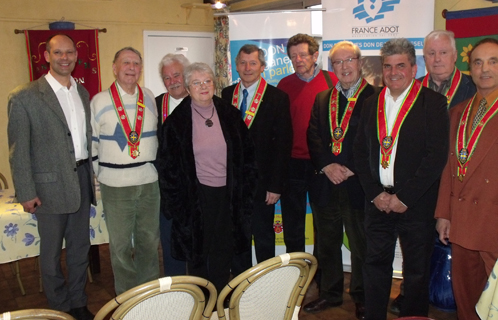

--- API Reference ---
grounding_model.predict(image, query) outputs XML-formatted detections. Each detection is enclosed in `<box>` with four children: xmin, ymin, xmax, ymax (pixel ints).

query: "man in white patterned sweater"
<box><xmin>91</xmin><ymin>47</ymin><xmax>160</xmax><ymax>294</ymax></box>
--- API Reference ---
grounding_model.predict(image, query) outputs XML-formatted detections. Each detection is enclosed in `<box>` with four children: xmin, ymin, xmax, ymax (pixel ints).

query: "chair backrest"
<box><xmin>216</xmin><ymin>252</ymin><xmax>318</xmax><ymax>320</ymax></box>
<box><xmin>0</xmin><ymin>309</ymin><xmax>75</xmax><ymax>320</ymax></box>
<box><xmin>0</xmin><ymin>172</ymin><xmax>8</xmax><ymax>190</ymax></box>
<box><xmin>94</xmin><ymin>275</ymin><xmax>217</xmax><ymax>320</ymax></box>
<box><xmin>395</xmin><ymin>317</ymin><xmax>436</xmax><ymax>320</ymax></box>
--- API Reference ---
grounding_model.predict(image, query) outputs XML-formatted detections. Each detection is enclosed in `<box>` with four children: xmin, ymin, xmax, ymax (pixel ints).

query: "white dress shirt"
<box><xmin>45</xmin><ymin>72</ymin><xmax>88</xmax><ymax>161</ymax></box>
<box><xmin>238</xmin><ymin>80</ymin><xmax>259</xmax><ymax>110</ymax></box>
<box><xmin>379</xmin><ymin>80</ymin><xmax>414</xmax><ymax>187</ymax></box>
<box><xmin>165</xmin><ymin>94</ymin><xmax>183</xmax><ymax>115</ymax></box>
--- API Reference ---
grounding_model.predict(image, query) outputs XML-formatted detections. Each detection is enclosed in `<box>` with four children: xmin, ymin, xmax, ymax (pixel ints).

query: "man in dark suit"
<box><xmin>305</xmin><ymin>41</ymin><xmax>376</xmax><ymax>318</ymax></box>
<box><xmin>7</xmin><ymin>34</ymin><xmax>94</xmax><ymax>320</ymax></box>
<box><xmin>435</xmin><ymin>38</ymin><xmax>498</xmax><ymax>320</ymax></box>
<box><xmin>353</xmin><ymin>38</ymin><xmax>449</xmax><ymax>320</ymax></box>
<box><xmin>420</xmin><ymin>30</ymin><xmax>476</xmax><ymax>109</ymax></box>
<box><xmin>390</xmin><ymin>29</ymin><xmax>476</xmax><ymax>314</ymax></box>
<box><xmin>155</xmin><ymin>53</ymin><xmax>190</xmax><ymax>123</ymax></box>
<box><xmin>155</xmin><ymin>53</ymin><xmax>190</xmax><ymax>277</ymax></box>
<box><xmin>222</xmin><ymin>44</ymin><xmax>292</xmax><ymax>275</ymax></box>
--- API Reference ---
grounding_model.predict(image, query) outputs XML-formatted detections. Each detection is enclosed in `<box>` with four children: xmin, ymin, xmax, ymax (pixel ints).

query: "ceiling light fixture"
<box><xmin>212</xmin><ymin>1</ymin><xmax>226</xmax><ymax>9</ymax></box>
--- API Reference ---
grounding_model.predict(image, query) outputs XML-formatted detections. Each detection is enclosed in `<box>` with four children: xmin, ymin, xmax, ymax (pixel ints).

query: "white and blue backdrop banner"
<box><xmin>322</xmin><ymin>0</ymin><xmax>434</xmax><ymax>88</ymax></box>
<box><xmin>228</xmin><ymin>11</ymin><xmax>312</xmax><ymax>87</ymax></box>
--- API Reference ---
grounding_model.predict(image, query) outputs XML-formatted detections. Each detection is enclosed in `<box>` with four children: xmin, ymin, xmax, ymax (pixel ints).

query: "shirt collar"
<box><xmin>427</xmin><ymin>68</ymin><xmax>455</xmax><ymax>94</ymax></box>
<box><xmin>45</xmin><ymin>71</ymin><xmax>77</xmax><ymax>92</ymax></box>
<box><xmin>335</xmin><ymin>77</ymin><xmax>362</xmax><ymax>99</ymax></box>
<box><xmin>240</xmin><ymin>79</ymin><xmax>260</xmax><ymax>99</ymax></box>
<box><xmin>475</xmin><ymin>87</ymin><xmax>498</xmax><ymax>109</ymax></box>
<box><xmin>296</xmin><ymin>64</ymin><xmax>320</xmax><ymax>82</ymax></box>
<box><xmin>116</xmin><ymin>82</ymin><xmax>138</xmax><ymax>97</ymax></box>
<box><xmin>386</xmin><ymin>80</ymin><xmax>414</xmax><ymax>102</ymax></box>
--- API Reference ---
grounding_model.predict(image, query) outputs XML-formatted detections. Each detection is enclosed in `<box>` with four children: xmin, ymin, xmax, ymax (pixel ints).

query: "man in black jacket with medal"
<box><xmin>222</xmin><ymin>44</ymin><xmax>292</xmax><ymax>276</ymax></box>
<box><xmin>354</xmin><ymin>38</ymin><xmax>449</xmax><ymax>319</ymax></box>
<box><xmin>306</xmin><ymin>41</ymin><xmax>377</xmax><ymax>318</ymax></box>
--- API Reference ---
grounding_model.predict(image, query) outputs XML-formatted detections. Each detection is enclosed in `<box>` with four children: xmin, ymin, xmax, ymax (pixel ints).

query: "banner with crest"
<box><xmin>446</xmin><ymin>7</ymin><xmax>498</xmax><ymax>75</ymax></box>
<box><xmin>24</xmin><ymin>29</ymin><xmax>101</xmax><ymax>99</ymax></box>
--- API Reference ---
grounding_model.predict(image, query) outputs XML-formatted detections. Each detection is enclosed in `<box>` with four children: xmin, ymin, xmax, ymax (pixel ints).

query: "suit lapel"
<box><xmin>38</xmin><ymin>77</ymin><xmax>70</xmax><ymax>129</ymax></box>
<box><xmin>461</xmin><ymin>112</ymin><xmax>498</xmax><ymax>180</ymax></box>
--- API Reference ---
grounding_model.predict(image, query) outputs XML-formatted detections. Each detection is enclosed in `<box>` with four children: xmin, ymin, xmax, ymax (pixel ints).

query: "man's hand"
<box><xmin>373</xmin><ymin>192</ymin><xmax>392</xmax><ymax>213</ymax></box>
<box><xmin>389</xmin><ymin>194</ymin><xmax>408</xmax><ymax>213</ymax></box>
<box><xmin>266</xmin><ymin>192</ymin><xmax>280</xmax><ymax>205</ymax></box>
<box><xmin>21</xmin><ymin>197</ymin><xmax>41</xmax><ymax>213</ymax></box>
<box><xmin>322</xmin><ymin>163</ymin><xmax>348</xmax><ymax>185</ymax></box>
<box><xmin>344</xmin><ymin>167</ymin><xmax>355</xmax><ymax>178</ymax></box>
<box><xmin>436</xmin><ymin>218</ymin><xmax>451</xmax><ymax>245</ymax></box>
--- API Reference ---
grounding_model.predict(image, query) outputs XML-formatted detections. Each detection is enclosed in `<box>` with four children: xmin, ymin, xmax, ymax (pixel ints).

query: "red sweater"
<box><xmin>277</xmin><ymin>71</ymin><xmax>338</xmax><ymax>159</ymax></box>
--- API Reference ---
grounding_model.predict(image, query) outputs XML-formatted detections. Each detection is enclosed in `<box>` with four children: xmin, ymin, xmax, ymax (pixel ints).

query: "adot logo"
<box><xmin>353</xmin><ymin>0</ymin><xmax>400</xmax><ymax>24</ymax></box>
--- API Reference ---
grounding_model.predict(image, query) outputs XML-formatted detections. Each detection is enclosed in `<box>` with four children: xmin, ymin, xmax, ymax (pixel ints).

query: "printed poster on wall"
<box><xmin>322</xmin><ymin>0</ymin><xmax>434</xmax><ymax>88</ymax></box>
<box><xmin>322</xmin><ymin>0</ymin><xmax>435</xmax><ymax>275</ymax></box>
<box><xmin>229</xmin><ymin>11</ymin><xmax>315</xmax><ymax>257</ymax></box>
<box><xmin>229</xmin><ymin>11</ymin><xmax>312</xmax><ymax>86</ymax></box>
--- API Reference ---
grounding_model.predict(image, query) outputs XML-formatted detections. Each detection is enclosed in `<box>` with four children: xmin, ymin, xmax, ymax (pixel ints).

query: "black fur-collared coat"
<box><xmin>158</xmin><ymin>95</ymin><xmax>257</xmax><ymax>264</ymax></box>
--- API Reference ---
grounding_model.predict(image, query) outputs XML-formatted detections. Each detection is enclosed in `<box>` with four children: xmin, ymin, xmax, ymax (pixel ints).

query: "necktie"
<box><xmin>471</xmin><ymin>98</ymin><xmax>487</xmax><ymax>131</ymax></box>
<box><xmin>241</xmin><ymin>89</ymin><xmax>248</xmax><ymax>119</ymax></box>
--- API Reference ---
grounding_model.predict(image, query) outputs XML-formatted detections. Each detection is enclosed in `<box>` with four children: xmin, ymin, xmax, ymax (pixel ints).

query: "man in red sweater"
<box><xmin>277</xmin><ymin>34</ymin><xmax>338</xmax><ymax>313</ymax></box>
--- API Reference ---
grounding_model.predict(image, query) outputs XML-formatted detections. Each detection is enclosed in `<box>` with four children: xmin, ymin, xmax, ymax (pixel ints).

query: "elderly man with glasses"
<box><xmin>305</xmin><ymin>41</ymin><xmax>378</xmax><ymax>319</ymax></box>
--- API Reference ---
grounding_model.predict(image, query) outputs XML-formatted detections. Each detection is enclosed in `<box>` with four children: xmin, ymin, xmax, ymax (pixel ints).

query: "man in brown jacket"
<box><xmin>435</xmin><ymin>37</ymin><xmax>498</xmax><ymax>320</ymax></box>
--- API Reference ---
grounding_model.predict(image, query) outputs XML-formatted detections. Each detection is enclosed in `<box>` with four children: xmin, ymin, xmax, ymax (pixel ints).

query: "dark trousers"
<box><xmin>363</xmin><ymin>205</ymin><xmax>435</xmax><ymax>320</ymax></box>
<box><xmin>279</xmin><ymin>158</ymin><xmax>314</xmax><ymax>253</ymax></box>
<box><xmin>187</xmin><ymin>184</ymin><xmax>233</xmax><ymax>294</ymax></box>
<box><xmin>159</xmin><ymin>213</ymin><xmax>186</xmax><ymax>276</ymax></box>
<box><xmin>311</xmin><ymin>187</ymin><xmax>366</xmax><ymax>304</ymax></box>
<box><xmin>37</xmin><ymin>163</ymin><xmax>92</xmax><ymax>311</ymax></box>
<box><xmin>231</xmin><ymin>184</ymin><xmax>276</xmax><ymax>276</ymax></box>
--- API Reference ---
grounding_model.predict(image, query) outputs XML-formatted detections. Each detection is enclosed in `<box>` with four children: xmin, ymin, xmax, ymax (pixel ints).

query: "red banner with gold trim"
<box><xmin>24</xmin><ymin>29</ymin><xmax>102</xmax><ymax>99</ymax></box>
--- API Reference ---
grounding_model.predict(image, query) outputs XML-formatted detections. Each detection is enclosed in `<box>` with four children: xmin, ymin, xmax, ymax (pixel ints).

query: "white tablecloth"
<box><xmin>0</xmin><ymin>188</ymin><xmax>108</xmax><ymax>264</ymax></box>
<box><xmin>476</xmin><ymin>259</ymin><xmax>498</xmax><ymax>320</ymax></box>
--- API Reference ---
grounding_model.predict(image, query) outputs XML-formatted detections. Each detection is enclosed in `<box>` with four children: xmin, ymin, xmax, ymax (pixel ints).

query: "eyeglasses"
<box><xmin>290</xmin><ymin>53</ymin><xmax>312</xmax><ymax>61</ymax></box>
<box><xmin>331</xmin><ymin>57</ymin><xmax>359</xmax><ymax>67</ymax></box>
<box><xmin>190</xmin><ymin>79</ymin><xmax>213</xmax><ymax>88</ymax></box>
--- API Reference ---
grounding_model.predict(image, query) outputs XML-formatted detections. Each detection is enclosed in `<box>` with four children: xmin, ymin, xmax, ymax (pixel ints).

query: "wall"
<box><xmin>1</xmin><ymin>0</ymin><xmax>497</xmax><ymax>185</ymax></box>
<box><xmin>0</xmin><ymin>0</ymin><xmax>213</xmax><ymax>185</ymax></box>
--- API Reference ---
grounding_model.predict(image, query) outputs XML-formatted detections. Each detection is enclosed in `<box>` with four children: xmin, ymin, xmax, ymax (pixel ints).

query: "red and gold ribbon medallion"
<box><xmin>109</xmin><ymin>82</ymin><xmax>145</xmax><ymax>159</ymax></box>
<box><xmin>231</xmin><ymin>77</ymin><xmax>268</xmax><ymax>128</ymax></box>
<box><xmin>329</xmin><ymin>79</ymin><xmax>368</xmax><ymax>155</ymax></box>
<box><xmin>161</xmin><ymin>92</ymin><xmax>170</xmax><ymax>123</ymax></box>
<box><xmin>422</xmin><ymin>68</ymin><xmax>462</xmax><ymax>107</ymax></box>
<box><xmin>455</xmin><ymin>95</ymin><xmax>498</xmax><ymax>181</ymax></box>
<box><xmin>377</xmin><ymin>80</ymin><xmax>422</xmax><ymax>168</ymax></box>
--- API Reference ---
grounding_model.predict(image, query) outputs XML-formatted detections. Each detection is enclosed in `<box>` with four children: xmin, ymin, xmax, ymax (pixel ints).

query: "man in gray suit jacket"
<box><xmin>7</xmin><ymin>34</ymin><xmax>95</xmax><ymax>320</ymax></box>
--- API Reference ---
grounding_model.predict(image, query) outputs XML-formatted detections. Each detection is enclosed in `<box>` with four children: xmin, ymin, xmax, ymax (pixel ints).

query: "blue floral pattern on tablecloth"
<box><xmin>0</xmin><ymin>189</ymin><xmax>108</xmax><ymax>263</ymax></box>
<box><xmin>476</xmin><ymin>260</ymin><xmax>498</xmax><ymax>319</ymax></box>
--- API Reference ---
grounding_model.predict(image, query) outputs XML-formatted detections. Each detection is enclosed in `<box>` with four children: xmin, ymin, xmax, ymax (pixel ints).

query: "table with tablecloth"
<box><xmin>0</xmin><ymin>188</ymin><xmax>108</xmax><ymax>264</ymax></box>
<box><xmin>476</xmin><ymin>259</ymin><xmax>498</xmax><ymax>320</ymax></box>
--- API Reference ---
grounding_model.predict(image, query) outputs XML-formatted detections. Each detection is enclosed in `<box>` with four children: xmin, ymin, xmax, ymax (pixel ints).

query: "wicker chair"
<box><xmin>395</xmin><ymin>317</ymin><xmax>436</xmax><ymax>320</ymax></box>
<box><xmin>94</xmin><ymin>275</ymin><xmax>217</xmax><ymax>320</ymax></box>
<box><xmin>0</xmin><ymin>172</ymin><xmax>8</xmax><ymax>190</ymax></box>
<box><xmin>216</xmin><ymin>252</ymin><xmax>317</xmax><ymax>320</ymax></box>
<box><xmin>0</xmin><ymin>309</ymin><xmax>75</xmax><ymax>320</ymax></box>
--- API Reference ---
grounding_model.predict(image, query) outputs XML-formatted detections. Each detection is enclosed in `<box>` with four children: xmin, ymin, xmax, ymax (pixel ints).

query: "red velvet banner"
<box><xmin>24</xmin><ymin>29</ymin><xmax>102</xmax><ymax>99</ymax></box>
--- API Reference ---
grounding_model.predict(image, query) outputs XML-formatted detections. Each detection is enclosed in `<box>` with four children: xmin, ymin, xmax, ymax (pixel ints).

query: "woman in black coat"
<box><xmin>158</xmin><ymin>62</ymin><xmax>257</xmax><ymax>292</ymax></box>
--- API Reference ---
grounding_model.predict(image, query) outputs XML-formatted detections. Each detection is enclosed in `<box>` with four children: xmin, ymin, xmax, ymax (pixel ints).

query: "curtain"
<box><xmin>213</xmin><ymin>16</ymin><xmax>231</xmax><ymax>96</ymax></box>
